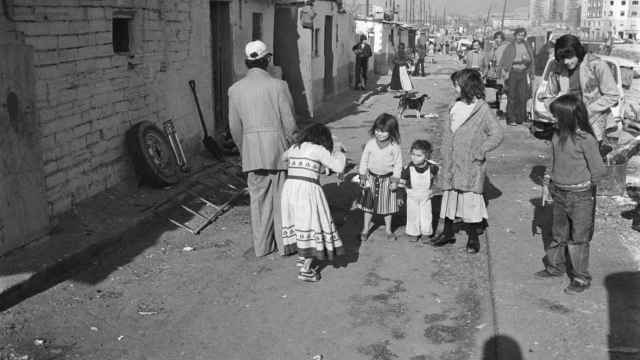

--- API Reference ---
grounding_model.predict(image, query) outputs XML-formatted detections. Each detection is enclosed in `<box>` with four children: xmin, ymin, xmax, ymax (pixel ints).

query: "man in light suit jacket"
<box><xmin>228</xmin><ymin>40</ymin><xmax>297</xmax><ymax>257</ymax></box>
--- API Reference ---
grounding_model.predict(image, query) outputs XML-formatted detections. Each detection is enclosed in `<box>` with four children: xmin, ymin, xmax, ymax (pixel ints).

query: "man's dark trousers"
<box><xmin>355</xmin><ymin>58</ymin><xmax>368</xmax><ymax>88</ymax></box>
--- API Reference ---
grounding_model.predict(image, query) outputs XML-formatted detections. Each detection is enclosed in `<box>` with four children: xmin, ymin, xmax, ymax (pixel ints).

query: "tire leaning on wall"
<box><xmin>126</xmin><ymin>121</ymin><xmax>180</xmax><ymax>187</ymax></box>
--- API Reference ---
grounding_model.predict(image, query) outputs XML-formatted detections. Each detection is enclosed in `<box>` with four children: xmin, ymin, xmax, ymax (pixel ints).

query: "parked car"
<box><xmin>529</xmin><ymin>56</ymin><xmax>626</xmax><ymax>139</ymax></box>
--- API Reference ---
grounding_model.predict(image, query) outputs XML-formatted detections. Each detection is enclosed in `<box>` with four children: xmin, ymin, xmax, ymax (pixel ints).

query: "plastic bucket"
<box><xmin>598</xmin><ymin>163</ymin><xmax>627</xmax><ymax>196</ymax></box>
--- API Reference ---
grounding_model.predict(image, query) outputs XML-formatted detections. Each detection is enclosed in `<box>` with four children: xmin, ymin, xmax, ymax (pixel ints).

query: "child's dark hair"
<box><xmin>295</xmin><ymin>123</ymin><xmax>334</xmax><ymax>151</ymax></box>
<box><xmin>369</xmin><ymin>113</ymin><xmax>400</xmax><ymax>144</ymax></box>
<box><xmin>451</xmin><ymin>69</ymin><xmax>485</xmax><ymax>104</ymax></box>
<box><xmin>554</xmin><ymin>34</ymin><xmax>586</xmax><ymax>62</ymax></box>
<box><xmin>410</xmin><ymin>140</ymin><xmax>432</xmax><ymax>154</ymax></box>
<box><xmin>549</xmin><ymin>94</ymin><xmax>595</xmax><ymax>146</ymax></box>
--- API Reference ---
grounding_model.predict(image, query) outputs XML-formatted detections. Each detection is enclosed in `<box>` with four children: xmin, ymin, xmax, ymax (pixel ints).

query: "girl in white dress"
<box><xmin>281</xmin><ymin>124</ymin><xmax>346</xmax><ymax>282</ymax></box>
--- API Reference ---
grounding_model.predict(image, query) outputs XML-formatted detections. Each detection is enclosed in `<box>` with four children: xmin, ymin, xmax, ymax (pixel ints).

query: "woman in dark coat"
<box><xmin>389</xmin><ymin>43</ymin><xmax>414</xmax><ymax>91</ymax></box>
<box><xmin>499</xmin><ymin>27</ymin><xmax>535</xmax><ymax>126</ymax></box>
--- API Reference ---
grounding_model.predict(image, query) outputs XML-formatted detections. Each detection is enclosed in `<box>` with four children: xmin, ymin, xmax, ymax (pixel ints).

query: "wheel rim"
<box><xmin>143</xmin><ymin>131</ymin><xmax>174</xmax><ymax>175</ymax></box>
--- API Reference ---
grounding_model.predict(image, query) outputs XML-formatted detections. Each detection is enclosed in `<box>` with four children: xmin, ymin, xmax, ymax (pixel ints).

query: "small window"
<box><xmin>611</xmin><ymin>1</ymin><xmax>614</xmax><ymax>4</ymax></box>
<box><xmin>621</xmin><ymin>11</ymin><xmax>625</xmax><ymax>15</ymax></box>
<box><xmin>313</xmin><ymin>28</ymin><xmax>320</xmax><ymax>57</ymax></box>
<box><xmin>632</xmin><ymin>11</ymin><xmax>638</xmax><ymax>15</ymax></box>
<box><xmin>113</xmin><ymin>18</ymin><xmax>131</xmax><ymax>53</ymax></box>
<box><xmin>622</xmin><ymin>0</ymin><xmax>626</xmax><ymax>4</ymax></box>
<box><xmin>609</xmin><ymin>10</ymin><xmax>614</xmax><ymax>15</ymax></box>
<box><xmin>633</xmin><ymin>0</ymin><xmax>639</xmax><ymax>4</ymax></box>
<box><xmin>252</xmin><ymin>13</ymin><xmax>262</xmax><ymax>40</ymax></box>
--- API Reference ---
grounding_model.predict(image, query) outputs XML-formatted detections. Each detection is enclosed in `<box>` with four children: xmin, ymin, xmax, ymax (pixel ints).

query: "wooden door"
<box><xmin>210</xmin><ymin>1</ymin><xmax>232</xmax><ymax>136</ymax></box>
<box><xmin>323</xmin><ymin>15</ymin><xmax>334</xmax><ymax>97</ymax></box>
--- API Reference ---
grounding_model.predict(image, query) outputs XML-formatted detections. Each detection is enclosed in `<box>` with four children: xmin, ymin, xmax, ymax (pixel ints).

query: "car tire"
<box><xmin>126</xmin><ymin>121</ymin><xmax>179</xmax><ymax>187</ymax></box>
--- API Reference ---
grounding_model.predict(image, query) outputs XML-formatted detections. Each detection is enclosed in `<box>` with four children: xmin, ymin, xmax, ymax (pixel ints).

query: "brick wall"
<box><xmin>10</xmin><ymin>0</ymin><xmax>213</xmax><ymax>215</ymax></box>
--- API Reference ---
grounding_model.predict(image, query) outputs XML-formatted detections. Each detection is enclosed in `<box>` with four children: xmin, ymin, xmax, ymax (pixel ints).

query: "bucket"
<box><xmin>598</xmin><ymin>163</ymin><xmax>627</xmax><ymax>196</ymax></box>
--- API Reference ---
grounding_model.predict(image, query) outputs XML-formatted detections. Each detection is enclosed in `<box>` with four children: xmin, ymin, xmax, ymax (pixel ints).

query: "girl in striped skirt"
<box><xmin>357</xmin><ymin>113</ymin><xmax>403</xmax><ymax>241</ymax></box>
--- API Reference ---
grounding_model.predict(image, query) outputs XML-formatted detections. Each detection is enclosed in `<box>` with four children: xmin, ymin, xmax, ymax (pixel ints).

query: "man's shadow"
<box><xmin>529</xmin><ymin>165</ymin><xmax>554</xmax><ymax>250</ymax></box>
<box><xmin>482</xmin><ymin>335</ymin><xmax>523</xmax><ymax>360</ymax></box>
<box><xmin>605</xmin><ymin>271</ymin><xmax>640</xmax><ymax>359</ymax></box>
<box><xmin>320</xmin><ymin>169</ymin><xmax>363</xmax><ymax>270</ymax></box>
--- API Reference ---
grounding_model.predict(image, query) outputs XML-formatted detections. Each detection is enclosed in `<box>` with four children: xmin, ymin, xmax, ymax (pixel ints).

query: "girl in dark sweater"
<box><xmin>534</xmin><ymin>94</ymin><xmax>607</xmax><ymax>295</ymax></box>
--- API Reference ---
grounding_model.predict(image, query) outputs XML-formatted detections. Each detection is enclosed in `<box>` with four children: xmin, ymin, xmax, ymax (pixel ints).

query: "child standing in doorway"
<box><xmin>281</xmin><ymin>123</ymin><xmax>346</xmax><ymax>283</ymax></box>
<box><xmin>400</xmin><ymin>140</ymin><xmax>439</xmax><ymax>243</ymax></box>
<box><xmin>534</xmin><ymin>94</ymin><xmax>606</xmax><ymax>295</ymax></box>
<box><xmin>358</xmin><ymin>113</ymin><xmax>403</xmax><ymax>242</ymax></box>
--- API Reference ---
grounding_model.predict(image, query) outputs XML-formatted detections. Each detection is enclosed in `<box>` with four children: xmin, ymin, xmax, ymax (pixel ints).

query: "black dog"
<box><xmin>395</xmin><ymin>91</ymin><xmax>429</xmax><ymax>119</ymax></box>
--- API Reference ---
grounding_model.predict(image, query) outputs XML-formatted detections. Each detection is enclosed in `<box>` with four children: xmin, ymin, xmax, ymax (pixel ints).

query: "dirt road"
<box><xmin>1</xmin><ymin>55</ymin><xmax>639</xmax><ymax>360</ymax></box>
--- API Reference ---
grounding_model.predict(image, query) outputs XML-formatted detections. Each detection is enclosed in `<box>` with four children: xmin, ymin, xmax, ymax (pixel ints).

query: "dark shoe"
<box><xmin>421</xmin><ymin>235</ymin><xmax>434</xmax><ymax>245</ymax></box>
<box><xmin>534</xmin><ymin>269</ymin><xmax>564</xmax><ymax>279</ymax></box>
<box><xmin>564</xmin><ymin>280</ymin><xmax>590</xmax><ymax>294</ymax></box>
<box><xmin>466</xmin><ymin>239</ymin><xmax>480</xmax><ymax>253</ymax></box>
<box><xmin>430</xmin><ymin>233</ymin><xmax>455</xmax><ymax>247</ymax></box>
<box><xmin>408</xmin><ymin>235</ymin><xmax>420</xmax><ymax>242</ymax></box>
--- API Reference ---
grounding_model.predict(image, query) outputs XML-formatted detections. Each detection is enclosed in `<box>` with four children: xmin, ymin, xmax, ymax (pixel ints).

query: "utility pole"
<box><xmin>442</xmin><ymin>7</ymin><xmax>446</xmax><ymax>28</ymax></box>
<box><xmin>428</xmin><ymin>0</ymin><xmax>431</xmax><ymax>30</ymax></box>
<box><xmin>405</xmin><ymin>0</ymin><xmax>409</xmax><ymax>22</ymax></box>
<box><xmin>392</xmin><ymin>0</ymin><xmax>396</xmax><ymax>20</ymax></box>
<box><xmin>484</xmin><ymin>4</ymin><xmax>492</xmax><ymax>42</ymax></box>
<box><xmin>410</xmin><ymin>0</ymin><xmax>413</xmax><ymax>23</ymax></box>
<box><xmin>500</xmin><ymin>0</ymin><xmax>507</xmax><ymax>31</ymax></box>
<box><xmin>365</xmin><ymin>0</ymin><xmax>369</xmax><ymax>17</ymax></box>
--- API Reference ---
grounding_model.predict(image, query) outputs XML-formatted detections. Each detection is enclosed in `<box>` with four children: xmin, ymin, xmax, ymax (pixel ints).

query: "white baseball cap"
<box><xmin>245</xmin><ymin>40</ymin><xmax>272</xmax><ymax>60</ymax></box>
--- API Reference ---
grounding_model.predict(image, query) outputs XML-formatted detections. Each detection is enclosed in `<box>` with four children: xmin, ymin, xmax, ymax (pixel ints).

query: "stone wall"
<box><xmin>297</xmin><ymin>1</ymin><xmax>355</xmax><ymax>117</ymax></box>
<box><xmin>8</xmin><ymin>0</ymin><xmax>213</xmax><ymax>215</ymax></box>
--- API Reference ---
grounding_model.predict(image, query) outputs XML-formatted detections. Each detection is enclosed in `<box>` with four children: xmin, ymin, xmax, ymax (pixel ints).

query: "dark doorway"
<box><xmin>274</xmin><ymin>4</ymin><xmax>310</xmax><ymax>119</ymax></box>
<box><xmin>323</xmin><ymin>15</ymin><xmax>334</xmax><ymax>97</ymax></box>
<box><xmin>210</xmin><ymin>1</ymin><xmax>233</xmax><ymax>137</ymax></box>
<box><xmin>408</xmin><ymin>29</ymin><xmax>416</xmax><ymax>50</ymax></box>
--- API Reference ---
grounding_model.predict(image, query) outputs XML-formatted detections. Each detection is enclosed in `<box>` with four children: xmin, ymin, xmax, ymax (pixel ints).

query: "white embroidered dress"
<box><xmin>281</xmin><ymin>142</ymin><xmax>346</xmax><ymax>259</ymax></box>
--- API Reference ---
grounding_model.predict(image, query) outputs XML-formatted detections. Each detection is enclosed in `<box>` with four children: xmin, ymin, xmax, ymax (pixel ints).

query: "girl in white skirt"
<box><xmin>430</xmin><ymin>69</ymin><xmax>504</xmax><ymax>253</ymax></box>
<box><xmin>281</xmin><ymin>124</ymin><xmax>346</xmax><ymax>282</ymax></box>
<box><xmin>400</xmin><ymin>140</ymin><xmax>439</xmax><ymax>243</ymax></box>
<box><xmin>357</xmin><ymin>113</ymin><xmax>403</xmax><ymax>241</ymax></box>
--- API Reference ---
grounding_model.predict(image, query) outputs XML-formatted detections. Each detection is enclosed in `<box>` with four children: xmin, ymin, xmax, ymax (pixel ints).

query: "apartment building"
<box><xmin>582</xmin><ymin>0</ymin><xmax>610</xmax><ymax>40</ymax></box>
<box><xmin>605</xmin><ymin>0</ymin><xmax>640</xmax><ymax>39</ymax></box>
<box><xmin>582</xmin><ymin>0</ymin><xmax>639</xmax><ymax>40</ymax></box>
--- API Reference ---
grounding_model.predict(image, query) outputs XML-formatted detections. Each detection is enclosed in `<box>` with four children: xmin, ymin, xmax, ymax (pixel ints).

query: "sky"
<box><xmin>358</xmin><ymin>0</ymin><xmax>532</xmax><ymax>17</ymax></box>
